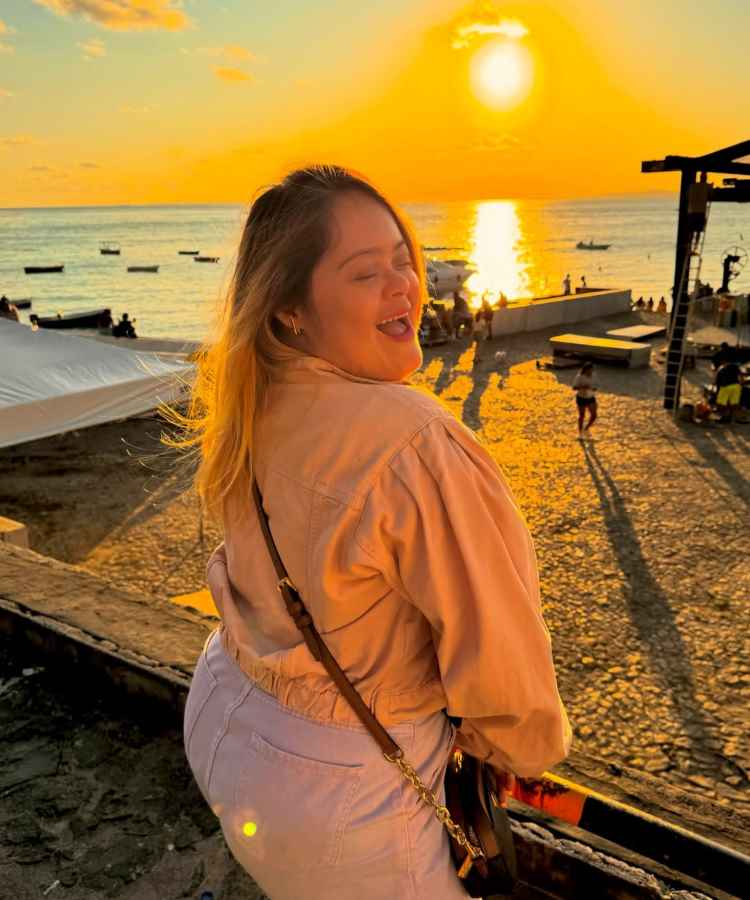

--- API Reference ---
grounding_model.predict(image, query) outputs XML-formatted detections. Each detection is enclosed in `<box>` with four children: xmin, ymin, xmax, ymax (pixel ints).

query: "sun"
<box><xmin>471</xmin><ymin>39</ymin><xmax>533</xmax><ymax>111</ymax></box>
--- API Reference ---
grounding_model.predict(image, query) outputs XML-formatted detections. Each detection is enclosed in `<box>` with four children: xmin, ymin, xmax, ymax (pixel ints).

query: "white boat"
<box><xmin>426</xmin><ymin>258</ymin><xmax>473</xmax><ymax>295</ymax></box>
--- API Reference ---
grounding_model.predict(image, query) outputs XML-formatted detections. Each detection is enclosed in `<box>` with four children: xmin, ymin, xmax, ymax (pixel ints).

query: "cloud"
<box><xmin>195</xmin><ymin>44</ymin><xmax>256</xmax><ymax>62</ymax></box>
<box><xmin>452</xmin><ymin>13</ymin><xmax>529</xmax><ymax>49</ymax></box>
<box><xmin>1</xmin><ymin>135</ymin><xmax>35</xmax><ymax>148</ymax></box>
<box><xmin>80</xmin><ymin>161</ymin><xmax>100</xmax><ymax>168</ymax></box>
<box><xmin>0</xmin><ymin>18</ymin><xmax>17</xmax><ymax>53</ymax></box>
<box><xmin>78</xmin><ymin>37</ymin><xmax>106</xmax><ymax>59</ymax></box>
<box><xmin>0</xmin><ymin>19</ymin><xmax>16</xmax><ymax>35</ymax></box>
<box><xmin>0</xmin><ymin>88</ymin><xmax>13</xmax><ymax>99</ymax></box>
<box><xmin>33</xmin><ymin>0</ymin><xmax>192</xmax><ymax>32</ymax></box>
<box><xmin>213</xmin><ymin>66</ymin><xmax>253</xmax><ymax>84</ymax></box>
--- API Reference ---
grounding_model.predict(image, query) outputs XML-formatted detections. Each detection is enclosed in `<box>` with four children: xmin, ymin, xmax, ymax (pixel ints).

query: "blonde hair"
<box><xmin>164</xmin><ymin>165</ymin><xmax>425</xmax><ymax>523</ymax></box>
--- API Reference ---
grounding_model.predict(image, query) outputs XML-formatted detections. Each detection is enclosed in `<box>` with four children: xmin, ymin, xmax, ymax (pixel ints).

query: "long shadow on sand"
<box><xmin>580</xmin><ymin>439</ymin><xmax>735</xmax><ymax>774</ymax></box>
<box><xmin>686</xmin><ymin>430</ymin><xmax>750</xmax><ymax>509</ymax></box>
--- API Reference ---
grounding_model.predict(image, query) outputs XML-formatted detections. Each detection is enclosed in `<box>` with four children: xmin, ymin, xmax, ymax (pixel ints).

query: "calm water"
<box><xmin>2</xmin><ymin>196</ymin><xmax>749</xmax><ymax>341</ymax></box>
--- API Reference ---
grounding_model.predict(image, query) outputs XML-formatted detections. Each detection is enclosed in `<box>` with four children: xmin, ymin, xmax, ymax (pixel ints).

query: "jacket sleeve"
<box><xmin>356</xmin><ymin>416</ymin><xmax>571</xmax><ymax>777</ymax></box>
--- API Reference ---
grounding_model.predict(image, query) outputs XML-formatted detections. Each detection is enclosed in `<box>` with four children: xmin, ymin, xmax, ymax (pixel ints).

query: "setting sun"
<box><xmin>471</xmin><ymin>39</ymin><xmax>533</xmax><ymax>111</ymax></box>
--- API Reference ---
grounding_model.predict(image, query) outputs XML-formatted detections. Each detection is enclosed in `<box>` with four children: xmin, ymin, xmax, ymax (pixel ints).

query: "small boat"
<box><xmin>426</xmin><ymin>259</ymin><xmax>473</xmax><ymax>295</ymax></box>
<box><xmin>30</xmin><ymin>307</ymin><xmax>112</xmax><ymax>330</ymax></box>
<box><xmin>194</xmin><ymin>256</ymin><xmax>219</xmax><ymax>263</ymax></box>
<box><xmin>24</xmin><ymin>265</ymin><xmax>64</xmax><ymax>274</ymax></box>
<box><xmin>178</xmin><ymin>250</ymin><xmax>200</xmax><ymax>255</ymax></box>
<box><xmin>100</xmin><ymin>243</ymin><xmax>121</xmax><ymax>255</ymax></box>
<box><xmin>127</xmin><ymin>265</ymin><xmax>159</xmax><ymax>273</ymax></box>
<box><xmin>11</xmin><ymin>298</ymin><xmax>32</xmax><ymax>310</ymax></box>
<box><xmin>576</xmin><ymin>241</ymin><xmax>611</xmax><ymax>251</ymax></box>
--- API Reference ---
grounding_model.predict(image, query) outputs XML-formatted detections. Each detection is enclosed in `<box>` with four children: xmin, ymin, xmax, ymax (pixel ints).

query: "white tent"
<box><xmin>0</xmin><ymin>320</ymin><xmax>193</xmax><ymax>448</ymax></box>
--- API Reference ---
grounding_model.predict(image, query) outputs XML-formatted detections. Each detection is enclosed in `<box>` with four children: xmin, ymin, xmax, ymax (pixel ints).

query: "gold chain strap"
<box><xmin>384</xmin><ymin>750</ymin><xmax>484</xmax><ymax>871</ymax></box>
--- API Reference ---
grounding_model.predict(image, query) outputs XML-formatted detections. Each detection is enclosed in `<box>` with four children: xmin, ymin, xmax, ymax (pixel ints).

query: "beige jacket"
<box><xmin>207</xmin><ymin>354</ymin><xmax>571</xmax><ymax>777</ymax></box>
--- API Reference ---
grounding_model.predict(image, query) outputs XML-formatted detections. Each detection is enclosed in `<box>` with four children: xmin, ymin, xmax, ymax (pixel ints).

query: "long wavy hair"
<box><xmin>164</xmin><ymin>165</ymin><xmax>425</xmax><ymax>524</ymax></box>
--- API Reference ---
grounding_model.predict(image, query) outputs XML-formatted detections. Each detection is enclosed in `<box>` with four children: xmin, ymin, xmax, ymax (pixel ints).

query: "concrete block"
<box><xmin>0</xmin><ymin>516</ymin><xmax>29</xmax><ymax>549</ymax></box>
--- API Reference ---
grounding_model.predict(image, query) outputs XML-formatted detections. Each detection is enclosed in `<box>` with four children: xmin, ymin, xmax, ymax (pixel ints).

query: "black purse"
<box><xmin>252</xmin><ymin>479</ymin><xmax>517</xmax><ymax>897</ymax></box>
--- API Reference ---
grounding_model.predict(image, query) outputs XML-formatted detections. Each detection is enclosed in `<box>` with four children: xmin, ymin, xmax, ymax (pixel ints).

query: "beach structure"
<box><xmin>0</xmin><ymin>320</ymin><xmax>191</xmax><ymax>448</ymax></box>
<box><xmin>606</xmin><ymin>324</ymin><xmax>667</xmax><ymax>342</ymax></box>
<box><xmin>489</xmin><ymin>288</ymin><xmax>631</xmax><ymax>337</ymax></box>
<box><xmin>549</xmin><ymin>333</ymin><xmax>652</xmax><ymax>368</ymax></box>
<box><xmin>642</xmin><ymin>139</ymin><xmax>750</xmax><ymax>409</ymax></box>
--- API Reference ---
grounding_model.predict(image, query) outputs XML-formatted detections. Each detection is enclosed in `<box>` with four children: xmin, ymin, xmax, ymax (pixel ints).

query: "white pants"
<box><xmin>184</xmin><ymin>629</ymin><xmax>466</xmax><ymax>899</ymax></box>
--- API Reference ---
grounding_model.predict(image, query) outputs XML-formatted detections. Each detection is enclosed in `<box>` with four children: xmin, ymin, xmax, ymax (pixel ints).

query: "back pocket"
<box><xmin>225</xmin><ymin>731</ymin><xmax>362</xmax><ymax>870</ymax></box>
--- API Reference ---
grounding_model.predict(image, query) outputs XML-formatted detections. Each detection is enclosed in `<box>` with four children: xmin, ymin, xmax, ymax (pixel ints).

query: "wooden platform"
<box><xmin>606</xmin><ymin>325</ymin><xmax>666</xmax><ymax>342</ymax></box>
<box><xmin>550</xmin><ymin>333</ymin><xmax>652</xmax><ymax>368</ymax></box>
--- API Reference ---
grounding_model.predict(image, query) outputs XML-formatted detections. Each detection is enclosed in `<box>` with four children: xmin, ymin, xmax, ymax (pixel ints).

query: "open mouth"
<box><xmin>376</xmin><ymin>313</ymin><xmax>411</xmax><ymax>337</ymax></box>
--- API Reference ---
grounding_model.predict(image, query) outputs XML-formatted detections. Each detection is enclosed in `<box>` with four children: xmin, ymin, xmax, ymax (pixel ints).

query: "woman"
<box><xmin>177</xmin><ymin>166</ymin><xmax>570</xmax><ymax>899</ymax></box>
<box><xmin>573</xmin><ymin>362</ymin><xmax>597</xmax><ymax>437</ymax></box>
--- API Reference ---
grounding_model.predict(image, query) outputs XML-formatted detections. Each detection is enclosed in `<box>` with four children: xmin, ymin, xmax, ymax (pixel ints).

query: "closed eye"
<box><xmin>354</xmin><ymin>273</ymin><xmax>377</xmax><ymax>281</ymax></box>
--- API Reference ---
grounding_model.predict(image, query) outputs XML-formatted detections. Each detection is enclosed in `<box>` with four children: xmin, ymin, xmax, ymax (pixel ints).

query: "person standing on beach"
<box><xmin>562</xmin><ymin>273</ymin><xmax>571</xmax><ymax>295</ymax></box>
<box><xmin>174</xmin><ymin>165</ymin><xmax>570</xmax><ymax>900</ymax></box>
<box><xmin>0</xmin><ymin>295</ymin><xmax>20</xmax><ymax>322</ymax></box>
<box><xmin>573</xmin><ymin>362</ymin><xmax>597</xmax><ymax>437</ymax></box>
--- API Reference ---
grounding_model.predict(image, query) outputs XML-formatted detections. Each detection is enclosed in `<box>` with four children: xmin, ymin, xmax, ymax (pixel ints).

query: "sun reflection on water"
<box><xmin>465</xmin><ymin>201</ymin><xmax>531</xmax><ymax>305</ymax></box>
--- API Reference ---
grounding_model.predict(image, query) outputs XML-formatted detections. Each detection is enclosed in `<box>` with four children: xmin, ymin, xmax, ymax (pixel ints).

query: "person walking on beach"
<box><xmin>573</xmin><ymin>362</ymin><xmax>598</xmax><ymax>438</ymax></box>
<box><xmin>562</xmin><ymin>273</ymin><xmax>571</xmax><ymax>295</ymax></box>
<box><xmin>175</xmin><ymin>165</ymin><xmax>570</xmax><ymax>900</ymax></box>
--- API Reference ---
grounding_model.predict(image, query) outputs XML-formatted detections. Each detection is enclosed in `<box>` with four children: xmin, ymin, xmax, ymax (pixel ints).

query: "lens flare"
<box><xmin>242</xmin><ymin>821</ymin><xmax>258</xmax><ymax>837</ymax></box>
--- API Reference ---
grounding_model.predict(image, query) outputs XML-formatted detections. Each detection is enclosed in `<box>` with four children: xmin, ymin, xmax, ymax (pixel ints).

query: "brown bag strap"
<box><xmin>251</xmin><ymin>479</ymin><xmax>402</xmax><ymax>759</ymax></box>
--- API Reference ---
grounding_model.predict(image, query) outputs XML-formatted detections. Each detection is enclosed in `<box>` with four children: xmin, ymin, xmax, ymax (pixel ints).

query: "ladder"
<box><xmin>663</xmin><ymin>206</ymin><xmax>710</xmax><ymax>411</ymax></box>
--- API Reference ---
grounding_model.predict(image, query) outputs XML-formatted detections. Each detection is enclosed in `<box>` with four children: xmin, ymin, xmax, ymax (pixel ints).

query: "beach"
<box><xmin>1</xmin><ymin>306</ymin><xmax>748</xmax><ymax>819</ymax></box>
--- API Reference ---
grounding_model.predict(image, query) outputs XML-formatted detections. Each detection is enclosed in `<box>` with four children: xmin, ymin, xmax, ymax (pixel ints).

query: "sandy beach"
<box><xmin>1</xmin><ymin>307</ymin><xmax>748</xmax><ymax>817</ymax></box>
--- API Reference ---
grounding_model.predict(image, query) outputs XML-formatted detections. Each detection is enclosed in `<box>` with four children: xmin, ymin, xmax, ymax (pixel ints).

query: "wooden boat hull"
<box><xmin>178</xmin><ymin>250</ymin><xmax>199</xmax><ymax>255</ymax></box>
<box><xmin>194</xmin><ymin>256</ymin><xmax>219</xmax><ymax>263</ymax></box>
<box><xmin>127</xmin><ymin>266</ymin><xmax>159</xmax><ymax>273</ymax></box>
<box><xmin>100</xmin><ymin>249</ymin><xmax>121</xmax><ymax>255</ymax></box>
<box><xmin>24</xmin><ymin>266</ymin><xmax>64</xmax><ymax>274</ymax></box>
<box><xmin>576</xmin><ymin>242</ymin><xmax>611</xmax><ymax>251</ymax></box>
<box><xmin>30</xmin><ymin>308</ymin><xmax>111</xmax><ymax>330</ymax></box>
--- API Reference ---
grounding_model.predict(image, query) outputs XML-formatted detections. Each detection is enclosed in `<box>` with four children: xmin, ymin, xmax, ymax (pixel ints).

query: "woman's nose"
<box><xmin>387</xmin><ymin>268</ymin><xmax>411</xmax><ymax>295</ymax></box>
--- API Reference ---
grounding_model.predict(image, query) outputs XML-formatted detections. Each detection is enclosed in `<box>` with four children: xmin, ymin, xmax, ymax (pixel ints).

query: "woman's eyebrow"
<box><xmin>337</xmin><ymin>239</ymin><xmax>407</xmax><ymax>270</ymax></box>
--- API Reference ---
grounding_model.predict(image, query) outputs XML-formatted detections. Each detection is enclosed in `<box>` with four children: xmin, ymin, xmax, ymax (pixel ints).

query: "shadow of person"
<box><xmin>579</xmin><ymin>440</ymin><xmax>740</xmax><ymax>778</ymax></box>
<box><xmin>461</xmin><ymin>360</ymin><xmax>493</xmax><ymax>431</ymax></box>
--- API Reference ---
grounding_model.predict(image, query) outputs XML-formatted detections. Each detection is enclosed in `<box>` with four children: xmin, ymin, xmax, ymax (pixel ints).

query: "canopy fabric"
<box><xmin>0</xmin><ymin>320</ymin><xmax>192</xmax><ymax>448</ymax></box>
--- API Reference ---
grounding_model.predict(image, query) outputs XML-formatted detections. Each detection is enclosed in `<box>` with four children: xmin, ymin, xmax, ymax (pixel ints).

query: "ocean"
<box><xmin>2</xmin><ymin>195</ymin><xmax>749</xmax><ymax>341</ymax></box>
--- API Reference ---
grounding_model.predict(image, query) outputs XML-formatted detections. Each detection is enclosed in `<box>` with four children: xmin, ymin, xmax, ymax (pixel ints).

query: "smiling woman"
<box><xmin>471</xmin><ymin>38</ymin><xmax>534</xmax><ymax>111</ymax></box>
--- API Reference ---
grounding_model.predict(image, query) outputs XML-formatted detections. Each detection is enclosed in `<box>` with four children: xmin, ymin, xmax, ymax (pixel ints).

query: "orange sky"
<box><xmin>1</xmin><ymin>0</ymin><xmax>746</xmax><ymax>206</ymax></box>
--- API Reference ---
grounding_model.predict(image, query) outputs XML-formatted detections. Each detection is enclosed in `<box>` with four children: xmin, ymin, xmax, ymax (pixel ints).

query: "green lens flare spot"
<box><xmin>242</xmin><ymin>821</ymin><xmax>258</xmax><ymax>838</ymax></box>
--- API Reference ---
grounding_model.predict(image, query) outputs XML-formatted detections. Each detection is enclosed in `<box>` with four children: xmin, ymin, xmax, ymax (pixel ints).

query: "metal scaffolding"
<box><xmin>642</xmin><ymin>140</ymin><xmax>750</xmax><ymax>409</ymax></box>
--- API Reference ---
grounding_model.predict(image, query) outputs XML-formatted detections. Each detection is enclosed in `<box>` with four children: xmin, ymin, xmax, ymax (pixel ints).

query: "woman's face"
<box><xmin>291</xmin><ymin>191</ymin><xmax>422</xmax><ymax>382</ymax></box>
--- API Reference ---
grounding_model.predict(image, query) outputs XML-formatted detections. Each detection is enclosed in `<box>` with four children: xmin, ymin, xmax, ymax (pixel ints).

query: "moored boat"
<box><xmin>576</xmin><ymin>241</ymin><xmax>611</xmax><ymax>251</ymax></box>
<box><xmin>24</xmin><ymin>265</ymin><xmax>64</xmax><ymax>274</ymax></box>
<box><xmin>426</xmin><ymin>258</ymin><xmax>473</xmax><ymax>295</ymax></box>
<box><xmin>178</xmin><ymin>250</ymin><xmax>200</xmax><ymax>255</ymax></box>
<box><xmin>30</xmin><ymin>307</ymin><xmax>112</xmax><ymax>330</ymax></box>
<box><xmin>11</xmin><ymin>299</ymin><xmax>32</xmax><ymax>310</ymax></box>
<box><xmin>100</xmin><ymin>243</ymin><xmax>121</xmax><ymax>255</ymax></box>
<box><xmin>127</xmin><ymin>265</ymin><xmax>159</xmax><ymax>273</ymax></box>
<box><xmin>194</xmin><ymin>256</ymin><xmax>219</xmax><ymax>263</ymax></box>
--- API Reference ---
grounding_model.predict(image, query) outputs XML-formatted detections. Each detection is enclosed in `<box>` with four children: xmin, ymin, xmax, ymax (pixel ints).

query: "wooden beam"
<box><xmin>693</xmin><ymin>138</ymin><xmax>750</xmax><ymax>167</ymax></box>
